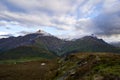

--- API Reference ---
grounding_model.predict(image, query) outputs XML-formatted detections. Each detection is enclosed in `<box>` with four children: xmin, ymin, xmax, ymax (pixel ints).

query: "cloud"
<box><xmin>0</xmin><ymin>0</ymin><xmax>102</xmax><ymax>29</ymax></box>
<box><xmin>0</xmin><ymin>2</ymin><xmax>7</xmax><ymax>10</ymax></box>
<box><xmin>0</xmin><ymin>31</ymin><xmax>13</xmax><ymax>38</ymax></box>
<box><xmin>78</xmin><ymin>0</ymin><xmax>102</xmax><ymax>17</ymax></box>
<box><xmin>0</xmin><ymin>0</ymin><xmax>120</xmax><ymax>42</ymax></box>
<box><xmin>0</xmin><ymin>10</ymin><xmax>77</xmax><ymax>30</ymax></box>
<box><xmin>17</xmin><ymin>31</ymin><xmax>32</xmax><ymax>35</ymax></box>
<box><xmin>102</xmin><ymin>0</ymin><xmax>120</xmax><ymax>14</ymax></box>
<box><xmin>92</xmin><ymin>0</ymin><xmax>120</xmax><ymax>37</ymax></box>
<box><xmin>0</xmin><ymin>34</ymin><xmax>13</xmax><ymax>37</ymax></box>
<box><xmin>6</xmin><ymin>0</ymin><xmax>77</xmax><ymax>15</ymax></box>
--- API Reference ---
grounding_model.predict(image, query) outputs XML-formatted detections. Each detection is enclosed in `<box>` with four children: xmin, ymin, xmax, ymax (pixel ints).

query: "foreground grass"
<box><xmin>0</xmin><ymin>59</ymin><xmax>59</xmax><ymax>80</ymax></box>
<box><xmin>0</xmin><ymin>57</ymin><xmax>53</xmax><ymax>64</ymax></box>
<box><xmin>55</xmin><ymin>53</ymin><xmax>120</xmax><ymax>80</ymax></box>
<box><xmin>0</xmin><ymin>52</ymin><xmax>120</xmax><ymax>80</ymax></box>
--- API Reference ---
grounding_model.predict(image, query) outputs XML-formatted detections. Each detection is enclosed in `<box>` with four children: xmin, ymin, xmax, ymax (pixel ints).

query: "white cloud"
<box><xmin>0</xmin><ymin>0</ymin><xmax>120</xmax><ymax>42</ymax></box>
<box><xmin>78</xmin><ymin>0</ymin><xmax>102</xmax><ymax>17</ymax></box>
<box><xmin>0</xmin><ymin>20</ymin><xmax>19</xmax><ymax>26</ymax></box>
<box><xmin>0</xmin><ymin>32</ymin><xmax>8</xmax><ymax>35</ymax></box>
<box><xmin>103</xmin><ymin>0</ymin><xmax>120</xmax><ymax>14</ymax></box>
<box><xmin>0</xmin><ymin>11</ymin><xmax>77</xmax><ymax>30</ymax></box>
<box><xmin>0</xmin><ymin>0</ymin><xmax>98</xmax><ymax>30</ymax></box>
<box><xmin>0</xmin><ymin>31</ymin><xmax>10</xmax><ymax>38</ymax></box>
<box><xmin>98</xmin><ymin>35</ymin><xmax>120</xmax><ymax>42</ymax></box>
<box><xmin>8</xmin><ymin>0</ymin><xmax>77</xmax><ymax>14</ymax></box>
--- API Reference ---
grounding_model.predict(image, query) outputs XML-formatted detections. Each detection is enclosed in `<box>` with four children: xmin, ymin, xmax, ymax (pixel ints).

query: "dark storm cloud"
<box><xmin>93</xmin><ymin>11</ymin><xmax>120</xmax><ymax>36</ymax></box>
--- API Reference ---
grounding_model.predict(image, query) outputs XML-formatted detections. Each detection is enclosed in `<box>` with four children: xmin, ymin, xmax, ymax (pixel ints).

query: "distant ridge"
<box><xmin>111</xmin><ymin>42</ymin><xmax>120</xmax><ymax>48</ymax></box>
<box><xmin>0</xmin><ymin>30</ymin><xmax>119</xmax><ymax>60</ymax></box>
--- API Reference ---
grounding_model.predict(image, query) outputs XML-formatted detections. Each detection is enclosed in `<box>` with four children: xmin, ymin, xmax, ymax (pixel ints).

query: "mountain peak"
<box><xmin>36</xmin><ymin>30</ymin><xmax>45</xmax><ymax>33</ymax></box>
<box><xmin>80</xmin><ymin>36</ymin><xmax>107</xmax><ymax>45</ymax></box>
<box><xmin>35</xmin><ymin>30</ymin><xmax>51</xmax><ymax>36</ymax></box>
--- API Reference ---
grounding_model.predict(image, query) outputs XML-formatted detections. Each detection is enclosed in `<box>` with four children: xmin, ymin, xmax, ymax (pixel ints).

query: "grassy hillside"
<box><xmin>0</xmin><ymin>46</ymin><xmax>57</xmax><ymax>60</ymax></box>
<box><xmin>61</xmin><ymin>37</ymin><xmax>120</xmax><ymax>55</ymax></box>
<box><xmin>1</xmin><ymin>35</ymin><xmax>120</xmax><ymax>57</ymax></box>
<box><xmin>0</xmin><ymin>52</ymin><xmax>120</xmax><ymax>80</ymax></box>
<box><xmin>56</xmin><ymin>53</ymin><xmax>120</xmax><ymax>80</ymax></box>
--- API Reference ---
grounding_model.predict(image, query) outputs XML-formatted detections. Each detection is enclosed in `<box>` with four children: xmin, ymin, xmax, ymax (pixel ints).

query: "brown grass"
<box><xmin>0</xmin><ymin>59</ymin><xmax>58</xmax><ymax>80</ymax></box>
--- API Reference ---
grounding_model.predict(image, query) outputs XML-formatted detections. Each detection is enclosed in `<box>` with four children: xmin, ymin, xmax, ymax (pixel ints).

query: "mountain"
<box><xmin>0</xmin><ymin>46</ymin><xmax>56</xmax><ymax>60</ymax></box>
<box><xmin>0</xmin><ymin>30</ymin><xmax>119</xmax><ymax>60</ymax></box>
<box><xmin>0</xmin><ymin>30</ymin><xmax>65</xmax><ymax>53</ymax></box>
<box><xmin>110</xmin><ymin>42</ymin><xmax>120</xmax><ymax>48</ymax></box>
<box><xmin>61</xmin><ymin>36</ymin><xmax>120</xmax><ymax>55</ymax></box>
<box><xmin>0</xmin><ymin>30</ymin><xmax>64</xmax><ymax>59</ymax></box>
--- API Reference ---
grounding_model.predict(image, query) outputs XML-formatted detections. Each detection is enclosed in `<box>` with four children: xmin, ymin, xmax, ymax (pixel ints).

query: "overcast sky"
<box><xmin>0</xmin><ymin>0</ymin><xmax>120</xmax><ymax>42</ymax></box>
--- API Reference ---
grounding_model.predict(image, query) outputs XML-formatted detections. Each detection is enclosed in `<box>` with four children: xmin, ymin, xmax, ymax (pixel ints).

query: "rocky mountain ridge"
<box><xmin>0</xmin><ymin>30</ymin><xmax>119</xmax><ymax>60</ymax></box>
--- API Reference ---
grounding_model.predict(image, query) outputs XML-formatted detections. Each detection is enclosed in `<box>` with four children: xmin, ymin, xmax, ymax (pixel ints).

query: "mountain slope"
<box><xmin>0</xmin><ymin>30</ymin><xmax>119</xmax><ymax>60</ymax></box>
<box><xmin>55</xmin><ymin>53</ymin><xmax>120</xmax><ymax>80</ymax></box>
<box><xmin>111</xmin><ymin>42</ymin><xmax>120</xmax><ymax>48</ymax></box>
<box><xmin>0</xmin><ymin>30</ymin><xmax>65</xmax><ymax>54</ymax></box>
<box><xmin>0</xmin><ymin>30</ymin><xmax>59</xmax><ymax>60</ymax></box>
<box><xmin>61</xmin><ymin>36</ymin><xmax>120</xmax><ymax>55</ymax></box>
<box><xmin>0</xmin><ymin>46</ymin><xmax>57</xmax><ymax>60</ymax></box>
